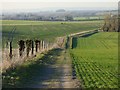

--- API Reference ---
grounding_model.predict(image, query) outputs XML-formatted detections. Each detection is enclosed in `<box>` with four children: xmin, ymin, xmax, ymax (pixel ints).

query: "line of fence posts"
<box><xmin>7</xmin><ymin>39</ymin><xmax>52</xmax><ymax>60</ymax></box>
<box><xmin>7</xmin><ymin>30</ymin><xmax>99</xmax><ymax>60</ymax></box>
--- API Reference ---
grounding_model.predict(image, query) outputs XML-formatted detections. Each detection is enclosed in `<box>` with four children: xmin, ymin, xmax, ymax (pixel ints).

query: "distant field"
<box><xmin>70</xmin><ymin>32</ymin><xmax>118</xmax><ymax>88</ymax></box>
<box><xmin>2</xmin><ymin>20</ymin><xmax>103</xmax><ymax>48</ymax></box>
<box><xmin>74</xmin><ymin>16</ymin><xmax>104</xmax><ymax>21</ymax></box>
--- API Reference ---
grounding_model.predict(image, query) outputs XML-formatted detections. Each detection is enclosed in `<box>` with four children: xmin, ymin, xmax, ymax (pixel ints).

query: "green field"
<box><xmin>70</xmin><ymin>32</ymin><xmax>118</xmax><ymax>88</ymax></box>
<box><xmin>2</xmin><ymin>20</ymin><xmax>102</xmax><ymax>48</ymax></box>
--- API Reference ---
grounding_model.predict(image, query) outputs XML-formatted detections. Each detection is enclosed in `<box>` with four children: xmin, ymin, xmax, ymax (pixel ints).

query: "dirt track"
<box><xmin>24</xmin><ymin>48</ymin><xmax>80</xmax><ymax>88</ymax></box>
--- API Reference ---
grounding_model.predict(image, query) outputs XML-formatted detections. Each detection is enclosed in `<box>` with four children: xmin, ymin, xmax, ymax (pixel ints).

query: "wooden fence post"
<box><xmin>18</xmin><ymin>40</ymin><xmax>25</xmax><ymax>57</ymax></box>
<box><xmin>26</xmin><ymin>40</ymin><xmax>32</xmax><ymax>57</ymax></box>
<box><xmin>35</xmin><ymin>40</ymin><xmax>39</xmax><ymax>53</ymax></box>
<box><xmin>40</xmin><ymin>40</ymin><xmax>42</xmax><ymax>51</ymax></box>
<box><xmin>9</xmin><ymin>41</ymin><xmax>12</xmax><ymax>59</ymax></box>
<box><xmin>43</xmin><ymin>41</ymin><xmax>44</xmax><ymax>51</ymax></box>
<box><xmin>38</xmin><ymin>40</ymin><xmax>40</xmax><ymax>52</ymax></box>
<box><xmin>44</xmin><ymin>41</ymin><xmax>46</xmax><ymax>50</ymax></box>
<box><xmin>31</xmin><ymin>40</ymin><xmax>34</xmax><ymax>55</ymax></box>
<box><xmin>47</xmin><ymin>43</ymin><xmax>48</xmax><ymax>51</ymax></box>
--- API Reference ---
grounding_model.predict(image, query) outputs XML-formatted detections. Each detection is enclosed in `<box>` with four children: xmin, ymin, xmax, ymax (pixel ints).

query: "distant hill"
<box><xmin>96</xmin><ymin>10</ymin><xmax>117</xmax><ymax>16</ymax></box>
<box><xmin>56</xmin><ymin>9</ymin><xmax>66</xmax><ymax>12</ymax></box>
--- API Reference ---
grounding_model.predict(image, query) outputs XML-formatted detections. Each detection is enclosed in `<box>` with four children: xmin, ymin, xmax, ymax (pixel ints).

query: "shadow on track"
<box><xmin>81</xmin><ymin>31</ymin><xmax>98</xmax><ymax>38</ymax></box>
<box><xmin>2</xmin><ymin>48</ymin><xmax>63</xmax><ymax>88</ymax></box>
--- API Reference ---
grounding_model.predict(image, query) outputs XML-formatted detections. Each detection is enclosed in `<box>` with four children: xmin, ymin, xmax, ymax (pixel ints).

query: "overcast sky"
<box><xmin>1</xmin><ymin>0</ymin><xmax>119</xmax><ymax>2</ymax></box>
<box><xmin>1</xmin><ymin>0</ymin><xmax>119</xmax><ymax>11</ymax></box>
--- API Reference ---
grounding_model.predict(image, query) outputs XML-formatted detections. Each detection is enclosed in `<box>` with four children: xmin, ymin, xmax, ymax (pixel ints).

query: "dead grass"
<box><xmin>2</xmin><ymin>37</ymin><xmax>66</xmax><ymax>72</ymax></box>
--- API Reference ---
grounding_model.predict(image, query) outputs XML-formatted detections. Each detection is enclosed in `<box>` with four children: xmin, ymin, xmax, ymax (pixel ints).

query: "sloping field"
<box><xmin>2</xmin><ymin>20</ymin><xmax>102</xmax><ymax>48</ymax></box>
<box><xmin>70</xmin><ymin>32</ymin><xmax>118</xmax><ymax>88</ymax></box>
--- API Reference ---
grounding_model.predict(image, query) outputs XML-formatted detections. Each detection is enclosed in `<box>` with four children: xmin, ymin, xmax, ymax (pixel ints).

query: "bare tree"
<box><xmin>103</xmin><ymin>14</ymin><xmax>118</xmax><ymax>32</ymax></box>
